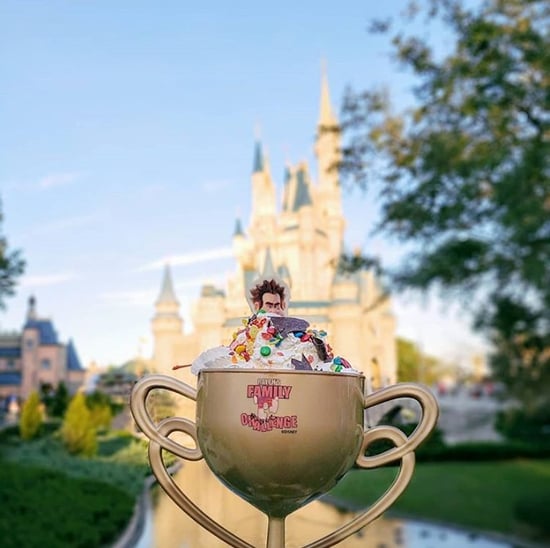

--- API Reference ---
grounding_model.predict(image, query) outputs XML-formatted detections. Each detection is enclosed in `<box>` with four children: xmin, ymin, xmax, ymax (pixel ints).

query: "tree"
<box><xmin>19</xmin><ymin>391</ymin><xmax>43</xmax><ymax>440</ymax></box>
<box><xmin>397</xmin><ymin>337</ymin><xmax>442</xmax><ymax>384</ymax></box>
<box><xmin>61</xmin><ymin>392</ymin><xmax>97</xmax><ymax>456</ymax></box>
<box><xmin>51</xmin><ymin>381</ymin><xmax>70</xmax><ymax>418</ymax></box>
<box><xmin>0</xmin><ymin>196</ymin><xmax>25</xmax><ymax>309</ymax></box>
<box><xmin>338</xmin><ymin>0</ymin><xmax>550</xmax><ymax>409</ymax></box>
<box><xmin>86</xmin><ymin>391</ymin><xmax>113</xmax><ymax>431</ymax></box>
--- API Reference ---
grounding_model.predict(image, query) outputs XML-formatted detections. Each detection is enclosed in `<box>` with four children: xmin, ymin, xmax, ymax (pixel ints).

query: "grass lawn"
<box><xmin>329</xmin><ymin>459</ymin><xmax>550</xmax><ymax>541</ymax></box>
<box><xmin>2</xmin><ymin>420</ymin><xmax>549</xmax><ymax>546</ymax></box>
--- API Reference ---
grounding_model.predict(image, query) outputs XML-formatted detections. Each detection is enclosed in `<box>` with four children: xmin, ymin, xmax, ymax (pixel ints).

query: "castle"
<box><xmin>0</xmin><ymin>296</ymin><xmax>85</xmax><ymax>407</ymax></box>
<box><xmin>150</xmin><ymin>73</ymin><xmax>397</xmax><ymax>389</ymax></box>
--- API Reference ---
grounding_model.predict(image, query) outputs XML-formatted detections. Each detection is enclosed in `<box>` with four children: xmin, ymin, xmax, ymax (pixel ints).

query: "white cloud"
<box><xmin>0</xmin><ymin>171</ymin><xmax>84</xmax><ymax>193</ymax></box>
<box><xmin>201</xmin><ymin>179</ymin><xmax>232</xmax><ymax>193</ymax></box>
<box><xmin>100</xmin><ymin>289</ymin><xmax>157</xmax><ymax>307</ymax></box>
<box><xmin>37</xmin><ymin>172</ymin><xmax>82</xmax><ymax>189</ymax></box>
<box><xmin>21</xmin><ymin>272</ymin><xmax>76</xmax><ymax>288</ymax></box>
<box><xmin>41</xmin><ymin>213</ymin><xmax>101</xmax><ymax>232</ymax></box>
<box><xmin>18</xmin><ymin>213</ymin><xmax>101</xmax><ymax>242</ymax></box>
<box><xmin>139</xmin><ymin>246</ymin><xmax>234</xmax><ymax>271</ymax></box>
<box><xmin>175</xmin><ymin>273</ymin><xmax>227</xmax><ymax>290</ymax></box>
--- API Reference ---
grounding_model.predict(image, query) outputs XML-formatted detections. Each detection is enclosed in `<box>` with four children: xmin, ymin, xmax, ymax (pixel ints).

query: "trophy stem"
<box><xmin>266</xmin><ymin>516</ymin><xmax>285</xmax><ymax>548</ymax></box>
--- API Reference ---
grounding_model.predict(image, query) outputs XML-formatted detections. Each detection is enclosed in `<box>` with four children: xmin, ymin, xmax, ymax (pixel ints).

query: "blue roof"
<box><xmin>0</xmin><ymin>347</ymin><xmax>21</xmax><ymax>358</ymax></box>
<box><xmin>292</xmin><ymin>168</ymin><xmax>312</xmax><ymax>210</ymax></box>
<box><xmin>284</xmin><ymin>166</ymin><xmax>291</xmax><ymax>183</ymax></box>
<box><xmin>253</xmin><ymin>140</ymin><xmax>264</xmax><ymax>173</ymax></box>
<box><xmin>277</xmin><ymin>264</ymin><xmax>290</xmax><ymax>279</ymax></box>
<box><xmin>24</xmin><ymin>319</ymin><xmax>59</xmax><ymax>345</ymax></box>
<box><xmin>233</xmin><ymin>217</ymin><xmax>244</xmax><ymax>237</ymax></box>
<box><xmin>0</xmin><ymin>372</ymin><xmax>22</xmax><ymax>385</ymax></box>
<box><xmin>66</xmin><ymin>339</ymin><xmax>84</xmax><ymax>371</ymax></box>
<box><xmin>282</xmin><ymin>166</ymin><xmax>292</xmax><ymax>212</ymax></box>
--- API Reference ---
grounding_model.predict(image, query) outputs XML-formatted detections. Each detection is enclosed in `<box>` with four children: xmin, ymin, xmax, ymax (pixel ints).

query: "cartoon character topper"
<box><xmin>246</xmin><ymin>275</ymin><xmax>291</xmax><ymax>317</ymax></box>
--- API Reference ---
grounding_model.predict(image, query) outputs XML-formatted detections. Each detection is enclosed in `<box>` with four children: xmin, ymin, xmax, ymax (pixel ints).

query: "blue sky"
<box><xmin>0</xmin><ymin>1</ymin><xmax>487</xmax><ymax>368</ymax></box>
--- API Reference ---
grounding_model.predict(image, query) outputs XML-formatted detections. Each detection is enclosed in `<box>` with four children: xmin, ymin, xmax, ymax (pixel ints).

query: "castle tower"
<box><xmin>314</xmin><ymin>64</ymin><xmax>345</xmax><ymax>263</ymax></box>
<box><xmin>192</xmin><ymin>284</ymin><xmax>226</xmax><ymax>352</ymax></box>
<box><xmin>249</xmin><ymin>139</ymin><xmax>277</xmax><ymax>250</ymax></box>
<box><xmin>150</xmin><ymin>69</ymin><xmax>397</xmax><ymax>386</ymax></box>
<box><xmin>151</xmin><ymin>264</ymin><xmax>183</xmax><ymax>374</ymax></box>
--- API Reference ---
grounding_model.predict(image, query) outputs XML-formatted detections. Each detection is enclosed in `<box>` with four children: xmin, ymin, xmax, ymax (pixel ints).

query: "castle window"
<box><xmin>41</xmin><ymin>358</ymin><xmax>51</xmax><ymax>370</ymax></box>
<box><xmin>7</xmin><ymin>359</ymin><xmax>15</xmax><ymax>369</ymax></box>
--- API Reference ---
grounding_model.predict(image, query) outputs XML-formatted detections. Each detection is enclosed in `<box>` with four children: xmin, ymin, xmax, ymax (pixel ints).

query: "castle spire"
<box><xmin>156</xmin><ymin>264</ymin><xmax>178</xmax><ymax>305</ymax></box>
<box><xmin>250</xmin><ymin>136</ymin><xmax>277</xmax><ymax>242</ymax></box>
<box><xmin>318</xmin><ymin>60</ymin><xmax>337</xmax><ymax>128</ymax></box>
<box><xmin>252</xmin><ymin>140</ymin><xmax>264</xmax><ymax>173</ymax></box>
<box><xmin>27</xmin><ymin>295</ymin><xmax>37</xmax><ymax>320</ymax></box>
<box><xmin>233</xmin><ymin>217</ymin><xmax>244</xmax><ymax>237</ymax></box>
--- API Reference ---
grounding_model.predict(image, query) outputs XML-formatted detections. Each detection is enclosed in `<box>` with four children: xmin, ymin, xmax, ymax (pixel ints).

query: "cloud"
<box><xmin>21</xmin><ymin>272</ymin><xmax>76</xmax><ymax>288</ymax></box>
<box><xmin>201</xmin><ymin>179</ymin><xmax>232</xmax><ymax>193</ymax></box>
<box><xmin>39</xmin><ymin>213</ymin><xmax>100</xmax><ymax>233</ymax></box>
<box><xmin>37</xmin><ymin>172</ymin><xmax>82</xmax><ymax>189</ymax></box>
<box><xmin>101</xmin><ymin>269</ymin><xmax>230</xmax><ymax>310</ymax></box>
<box><xmin>18</xmin><ymin>212</ymin><xmax>101</xmax><ymax>241</ymax></box>
<box><xmin>139</xmin><ymin>246</ymin><xmax>234</xmax><ymax>271</ymax></box>
<box><xmin>100</xmin><ymin>289</ymin><xmax>157</xmax><ymax>307</ymax></box>
<box><xmin>175</xmin><ymin>273</ymin><xmax>227</xmax><ymax>290</ymax></box>
<box><xmin>1</xmin><ymin>171</ymin><xmax>84</xmax><ymax>193</ymax></box>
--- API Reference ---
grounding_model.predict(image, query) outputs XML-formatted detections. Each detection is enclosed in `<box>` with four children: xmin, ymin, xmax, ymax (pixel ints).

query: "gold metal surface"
<box><xmin>195</xmin><ymin>370</ymin><xmax>365</xmax><ymax>518</ymax></box>
<box><xmin>130</xmin><ymin>370</ymin><xmax>439</xmax><ymax>548</ymax></box>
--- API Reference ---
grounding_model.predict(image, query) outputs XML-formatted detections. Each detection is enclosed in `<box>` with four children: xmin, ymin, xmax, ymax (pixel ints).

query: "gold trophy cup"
<box><xmin>130</xmin><ymin>369</ymin><xmax>438</xmax><ymax>547</ymax></box>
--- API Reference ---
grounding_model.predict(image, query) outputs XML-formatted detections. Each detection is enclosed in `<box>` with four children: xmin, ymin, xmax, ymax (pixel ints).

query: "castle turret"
<box><xmin>250</xmin><ymin>139</ymin><xmax>277</xmax><ymax>249</ymax></box>
<box><xmin>232</xmin><ymin>217</ymin><xmax>248</xmax><ymax>265</ymax></box>
<box><xmin>151</xmin><ymin>264</ymin><xmax>183</xmax><ymax>373</ymax></box>
<box><xmin>329</xmin><ymin>271</ymin><xmax>362</xmax><ymax>375</ymax></box>
<box><xmin>192</xmin><ymin>284</ymin><xmax>226</xmax><ymax>351</ymax></box>
<box><xmin>27</xmin><ymin>295</ymin><xmax>37</xmax><ymax>320</ymax></box>
<box><xmin>315</xmin><ymin>64</ymin><xmax>341</xmax><ymax>192</ymax></box>
<box><xmin>314</xmin><ymin>66</ymin><xmax>345</xmax><ymax>262</ymax></box>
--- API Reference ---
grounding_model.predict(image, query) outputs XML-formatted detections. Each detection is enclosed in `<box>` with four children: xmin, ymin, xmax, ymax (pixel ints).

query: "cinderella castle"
<box><xmin>150</xmin><ymin>72</ymin><xmax>397</xmax><ymax>389</ymax></box>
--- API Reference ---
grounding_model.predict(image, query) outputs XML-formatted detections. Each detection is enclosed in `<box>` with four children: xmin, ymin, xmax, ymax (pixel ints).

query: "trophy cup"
<box><xmin>130</xmin><ymin>369</ymin><xmax>438</xmax><ymax>547</ymax></box>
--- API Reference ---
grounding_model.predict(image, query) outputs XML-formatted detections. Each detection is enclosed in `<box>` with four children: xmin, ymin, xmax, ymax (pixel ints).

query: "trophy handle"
<box><xmin>130</xmin><ymin>374</ymin><xmax>202</xmax><ymax>460</ymax></box>
<box><xmin>358</xmin><ymin>382</ymin><xmax>439</xmax><ymax>468</ymax></box>
<box><xmin>130</xmin><ymin>374</ymin><xmax>255</xmax><ymax>548</ymax></box>
<box><xmin>304</xmin><ymin>382</ymin><xmax>438</xmax><ymax>548</ymax></box>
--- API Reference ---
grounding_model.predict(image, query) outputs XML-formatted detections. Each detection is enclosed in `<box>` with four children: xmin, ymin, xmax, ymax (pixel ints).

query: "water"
<box><xmin>132</xmin><ymin>461</ymin><xmax>512</xmax><ymax>548</ymax></box>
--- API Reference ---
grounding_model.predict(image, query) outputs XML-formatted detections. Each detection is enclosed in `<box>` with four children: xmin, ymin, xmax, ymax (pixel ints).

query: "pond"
<box><xmin>133</xmin><ymin>460</ymin><xmax>512</xmax><ymax>548</ymax></box>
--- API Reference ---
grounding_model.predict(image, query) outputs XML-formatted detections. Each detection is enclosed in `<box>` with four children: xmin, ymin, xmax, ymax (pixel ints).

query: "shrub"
<box><xmin>19</xmin><ymin>391</ymin><xmax>43</xmax><ymax>441</ymax></box>
<box><xmin>61</xmin><ymin>392</ymin><xmax>97</xmax><ymax>456</ymax></box>
<box><xmin>86</xmin><ymin>390</ymin><xmax>123</xmax><ymax>417</ymax></box>
<box><xmin>90</xmin><ymin>404</ymin><xmax>112</xmax><ymax>431</ymax></box>
<box><xmin>0</xmin><ymin>459</ymin><xmax>134</xmax><ymax>548</ymax></box>
<box><xmin>50</xmin><ymin>381</ymin><xmax>70</xmax><ymax>417</ymax></box>
<box><xmin>496</xmin><ymin>404</ymin><xmax>550</xmax><ymax>442</ymax></box>
<box><xmin>417</xmin><ymin>440</ymin><xmax>550</xmax><ymax>462</ymax></box>
<box><xmin>364</xmin><ymin>408</ymin><xmax>446</xmax><ymax>461</ymax></box>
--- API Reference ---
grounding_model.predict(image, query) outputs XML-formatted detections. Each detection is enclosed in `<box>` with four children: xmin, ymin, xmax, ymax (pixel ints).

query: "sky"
<box><xmin>0</xmin><ymin>0</ymin><xmax>488</xmax><ymax>369</ymax></box>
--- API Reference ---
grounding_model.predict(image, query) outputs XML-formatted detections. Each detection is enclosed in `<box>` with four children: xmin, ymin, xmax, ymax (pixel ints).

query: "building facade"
<box><xmin>151</xmin><ymin>74</ymin><xmax>397</xmax><ymax>391</ymax></box>
<box><xmin>0</xmin><ymin>296</ymin><xmax>86</xmax><ymax>406</ymax></box>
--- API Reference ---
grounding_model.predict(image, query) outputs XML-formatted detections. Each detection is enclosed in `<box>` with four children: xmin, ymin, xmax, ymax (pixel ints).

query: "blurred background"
<box><xmin>1</xmin><ymin>1</ymin><xmax>548</xmax><ymax>547</ymax></box>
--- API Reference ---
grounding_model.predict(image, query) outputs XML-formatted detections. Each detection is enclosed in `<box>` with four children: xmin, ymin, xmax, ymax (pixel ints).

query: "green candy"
<box><xmin>260</xmin><ymin>346</ymin><xmax>271</xmax><ymax>356</ymax></box>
